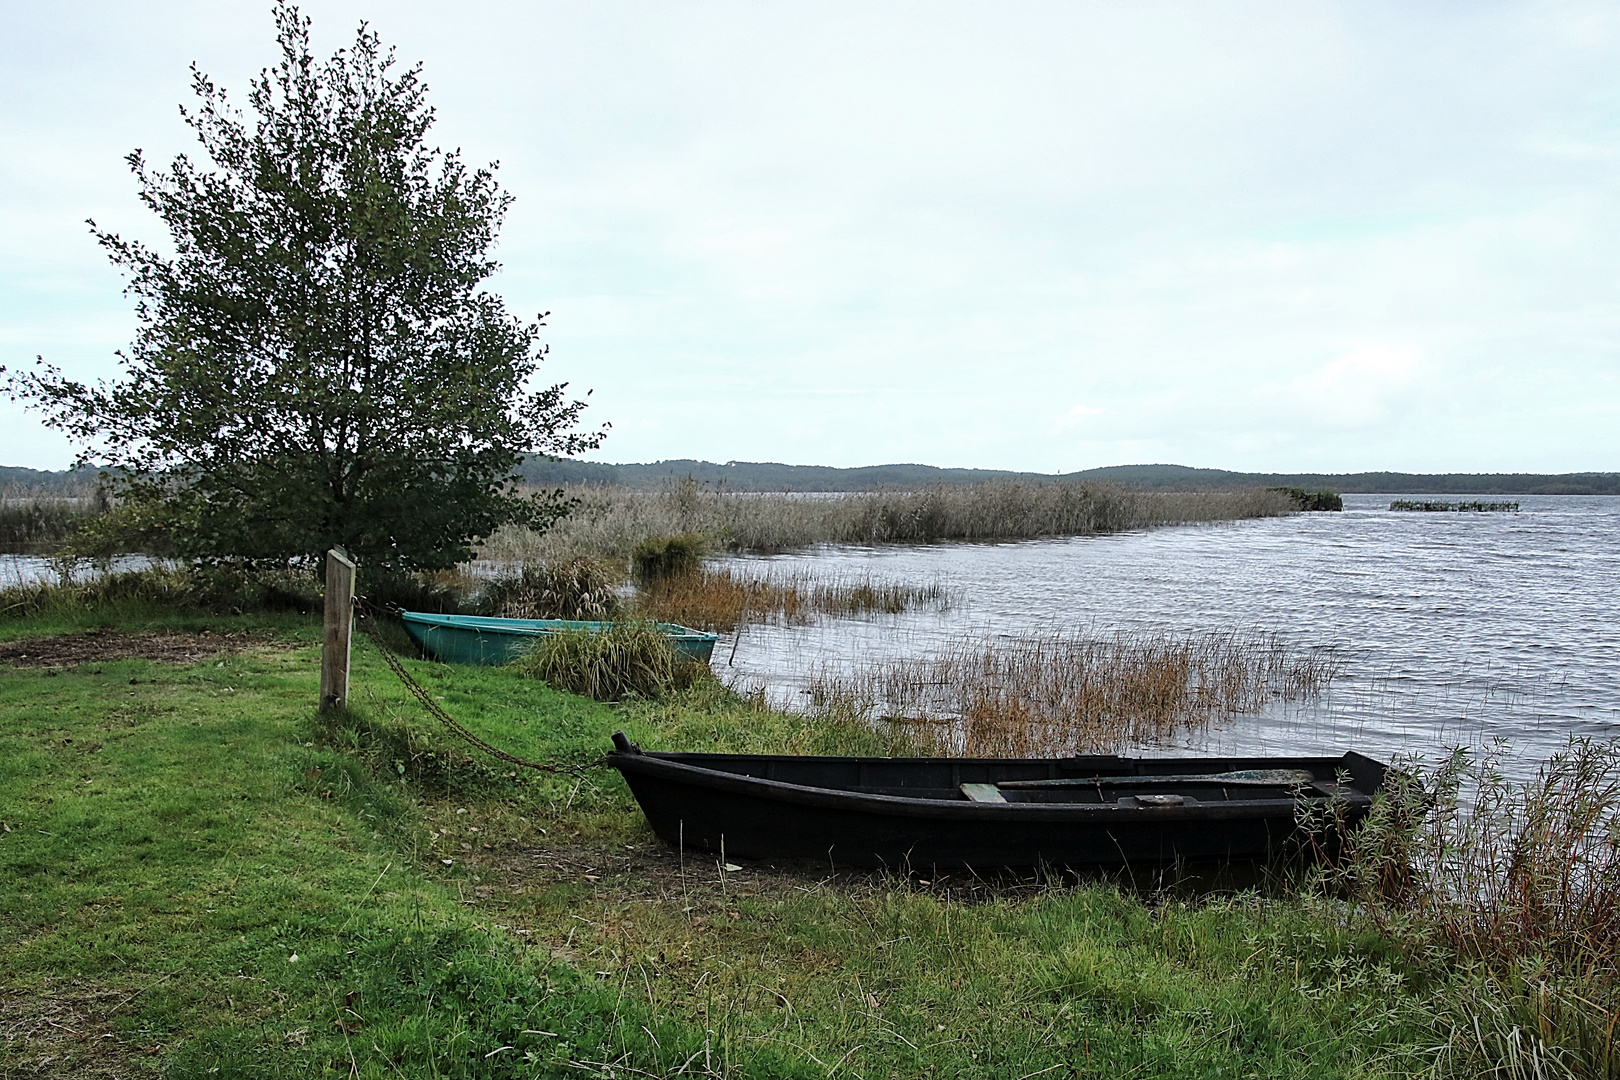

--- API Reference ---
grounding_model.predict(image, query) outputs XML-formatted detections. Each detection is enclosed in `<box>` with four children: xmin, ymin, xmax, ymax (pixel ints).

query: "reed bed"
<box><xmin>478</xmin><ymin>557</ymin><xmax>623</xmax><ymax>620</ymax></box>
<box><xmin>634</xmin><ymin>564</ymin><xmax>953</xmax><ymax>633</ymax></box>
<box><xmin>1390</xmin><ymin>499</ymin><xmax>1521</xmax><ymax>512</ymax></box>
<box><xmin>480</xmin><ymin>480</ymin><xmax>1297</xmax><ymax>561</ymax></box>
<box><xmin>397</xmin><ymin>556</ymin><xmax>951</xmax><ymax>633</ymax></box>
<box><xmin>803</xmin><ymin>629</ymin><xmax>1341</xmax><ymax>756</ymax></box>
<box><xmin>0</xmin><ymin>494</ymin><xmax>103</xmax><ymax>553</ymax></box>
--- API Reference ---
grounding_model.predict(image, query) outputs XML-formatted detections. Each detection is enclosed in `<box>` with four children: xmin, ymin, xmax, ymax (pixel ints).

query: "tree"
<box><xmin>4</xmin><ymin>3</ymin><xmax>603</xmax><ymax>574</ymax></box>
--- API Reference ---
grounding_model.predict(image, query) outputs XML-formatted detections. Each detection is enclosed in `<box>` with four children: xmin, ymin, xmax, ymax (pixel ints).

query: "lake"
<box><xmin>717</xmin><ymin>494</ymin><xmax>1620</xmax><ymax>777</ymax></box>
<box><xmin>6</xmin><ymin>494</ymin><xmax>1613</xmax><ymax>777</ymax></box>
<box><xmin>0</xmin><ymin>553</ymin><xmax>163</xmax><ymax>587</ymax></box>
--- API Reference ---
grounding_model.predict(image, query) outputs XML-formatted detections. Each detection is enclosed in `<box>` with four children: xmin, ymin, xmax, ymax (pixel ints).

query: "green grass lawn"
<box><xmin>0</xmin><ymin>610</ymin><xmax>1463</xmax><ymax>1078</ymax></box>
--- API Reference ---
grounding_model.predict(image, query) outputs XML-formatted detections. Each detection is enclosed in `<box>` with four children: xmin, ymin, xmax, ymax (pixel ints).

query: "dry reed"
<box><xmin>479</xmin><ymin>558</ymin><xmax>622</xmax><ymax>620</ymax></box>
<box><xmin>634</xmin><ymin>565</ymin><xmax>952</xmax><ymax>633</ymax></box>
<box><xmin>479</xmin><ymin>480</ymin><xmax>1297</xmax><ymax>562</ymax></box>
<box><xmin>803</xmin><ymin>629</ymin><xmax>1340</xmax><ymax>756</ymax></box>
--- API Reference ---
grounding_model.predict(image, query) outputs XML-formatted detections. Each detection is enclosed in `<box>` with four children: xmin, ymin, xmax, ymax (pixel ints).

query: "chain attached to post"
<box><xmin>351</xmin><ymin>597</ymin><xmax>604</xmax><ymax>777</ymax></box>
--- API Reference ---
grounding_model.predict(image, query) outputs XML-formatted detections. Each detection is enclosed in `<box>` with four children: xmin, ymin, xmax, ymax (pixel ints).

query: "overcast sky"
<box><xmin>4</xmin><ymin>1</ymin><xmax>1619</xmax><ymax>474</ymax></box>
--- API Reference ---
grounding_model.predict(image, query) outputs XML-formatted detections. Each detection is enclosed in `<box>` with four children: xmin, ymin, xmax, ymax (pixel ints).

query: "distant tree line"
<box><xmin>505</xmin><ymin>459</ymin><xmax>1620</xmax><ymax>495</ymax></box>
<box><xmin>6</xmin><ymin>460</ymin><xmax>1616</xmax><ymax>497</ymax></box>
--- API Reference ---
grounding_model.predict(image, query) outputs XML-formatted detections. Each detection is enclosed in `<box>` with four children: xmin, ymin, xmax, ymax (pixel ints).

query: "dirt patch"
<box><xmin>0</xmin><ymin>979</ymin><xmax>159</xmax><ymax>1079</ymax></box>
<box><xmin>484</xmin><ymin>841</ymin><xmax>838</xmax><ymax>908</ymax></box>
<box><xmin>444</xmin><ymin>839</ymin><xmax>1078</xmax><ymax>995</ymax></box>
<box><xmin>468</xmin><ymin>837</ymin><xmax>1067</xmax><ymax>917</ymax></box>
<box><xmin>0</xmin><ymin>629</ymin><xmax>273</xmax><ymax>668</ymax></box>
<box><xmin>456</xmin><ymin>835</ymin><xmax>1266</xmax><ymax>929</ymax></box>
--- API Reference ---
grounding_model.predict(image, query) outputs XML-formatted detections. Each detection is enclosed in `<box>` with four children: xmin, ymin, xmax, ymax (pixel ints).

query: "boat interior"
<box><xmin>629</xmin><ymin>744</ymin><xmax>1387</xmax><ymax>805</ymax></box>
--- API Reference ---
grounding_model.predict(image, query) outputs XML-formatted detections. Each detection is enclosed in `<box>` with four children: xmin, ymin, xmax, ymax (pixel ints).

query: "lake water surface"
<box><xmin>718</xmin><ymin>494</ymin><xmax>1620</xmax><ymax>777</ymax></box>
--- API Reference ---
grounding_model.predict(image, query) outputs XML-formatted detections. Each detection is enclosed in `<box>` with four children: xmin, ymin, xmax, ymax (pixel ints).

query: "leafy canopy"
<box><xmin>5</xmin><ymin>3</ymin><xmax>603</xmax><ymax>574</ymax></box>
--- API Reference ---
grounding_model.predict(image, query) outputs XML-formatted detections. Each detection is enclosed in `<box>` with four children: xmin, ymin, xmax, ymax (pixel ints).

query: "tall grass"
<box><xmin>1332</xmin><ymin>739</ymin><xmax>1620</xmax><ymax>1079</ymax></box>
<box><xmin>803</xmin><ymin>629</ymin><xmax>1340</xmax><ymax>755</ymax></box>
<box><xmin>481</xmin><ymin>480</ymin><xmax>1297</xmax><ymax>561</ymax></box>
<box><xmin>635</xmin><ymin>564</ymin><xmax>953</xmax><ymax>632</ymax></box>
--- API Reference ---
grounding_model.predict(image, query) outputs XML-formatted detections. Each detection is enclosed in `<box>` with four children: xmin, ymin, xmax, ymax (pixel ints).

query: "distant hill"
<box><xmin>1058</xmin><ymin>465</ymin><xmax>1620</xmax><ymax>495</ymax></box>
<box><xmin>514</xmin><ymin>458</ymin><xmax>1031</xmax><ymax>490</ymax></box>
<box><xmin>0</xmin><ymin>465</ymin><xmax>101</xmax><ymax>495</ymax></box>
<box><xmin>8</xmin><ymin>459</ymin><xmax>1616</xmax><ymax>496</ymax></box>
<box><xmin>517</xmin><ymin>459</ymin><xmax>1620</xmax><ymax>495</ymax></box>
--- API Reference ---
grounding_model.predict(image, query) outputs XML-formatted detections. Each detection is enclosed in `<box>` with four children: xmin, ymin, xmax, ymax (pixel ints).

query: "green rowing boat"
<box><xmin>397</xmin><ymin>611</ymin><xmax>718</xmax><ymax>667</ymax></box>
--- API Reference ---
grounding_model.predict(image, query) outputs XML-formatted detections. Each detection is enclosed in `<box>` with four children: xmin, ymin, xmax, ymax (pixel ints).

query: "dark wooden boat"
<box><xmin>606</xmin><ymin>732</ymin><xmax>1389</xmax><ymax>869</ymax></box>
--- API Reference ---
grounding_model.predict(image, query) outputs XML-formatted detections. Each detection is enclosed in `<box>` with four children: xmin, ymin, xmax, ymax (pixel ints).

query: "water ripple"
<box><xmin>720</xmin><ymin>494</ymin><xmax>1620</xmax><ymax>778</ymax></box>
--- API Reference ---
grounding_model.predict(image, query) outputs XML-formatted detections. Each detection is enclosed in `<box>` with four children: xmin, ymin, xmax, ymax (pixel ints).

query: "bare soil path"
<box><xmin>0</xmin><ymin>629</ymin><xmax>274</xmax><ymax>668</ymax></box>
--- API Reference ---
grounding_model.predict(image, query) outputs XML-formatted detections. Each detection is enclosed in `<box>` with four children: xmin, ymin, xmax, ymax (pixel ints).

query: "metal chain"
<box><xmin>352</xmin><ymin>597</ymin><xmax>604</xmax><ymax>777</ymax></box>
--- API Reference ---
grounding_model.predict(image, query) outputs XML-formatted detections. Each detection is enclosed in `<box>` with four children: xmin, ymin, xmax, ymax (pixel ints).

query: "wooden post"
<box><xmin>320</xmin><ymin>547</ymin><xmax>356</xmax><ymax>712</ymax></box>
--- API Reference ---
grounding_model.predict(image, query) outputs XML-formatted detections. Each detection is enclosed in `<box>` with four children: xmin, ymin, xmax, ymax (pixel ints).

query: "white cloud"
<box><xmin>1514</xmin><ymin>134</ymin><xmax>1620</xmax><ymax>162</ymax></box>
<box><xmin>2</xmin><ymin>1</ymin><xmax>1618</xmax><ymax>471</ymax></box>
<box><xmin>1291</xmin><ymin>343</ymin><xmax>1423</xmax><ymax>430</ymax></box>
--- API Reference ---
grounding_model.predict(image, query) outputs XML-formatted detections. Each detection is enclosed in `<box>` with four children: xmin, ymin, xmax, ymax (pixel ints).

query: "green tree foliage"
<box><xmin>4</xmin><ymin>3</ymin><xmax>602</xmax><ymax>573</ymax></box>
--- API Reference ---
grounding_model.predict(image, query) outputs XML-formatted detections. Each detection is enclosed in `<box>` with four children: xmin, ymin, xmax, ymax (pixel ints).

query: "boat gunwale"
<box><xmin>397</xmin><ymin>610</ymin><xmax>718</xmax><ymax>643</ymax></box>
<box><xmin>607</xmin><ymin>749</ymin><xmax>1377</xmax><ymax>823</ymax></box>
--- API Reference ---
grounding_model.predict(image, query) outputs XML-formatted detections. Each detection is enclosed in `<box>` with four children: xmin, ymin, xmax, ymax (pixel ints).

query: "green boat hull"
<box><xmin>398</xmin><ymin>611</ymin><xmax>718</xmax><ymax>667</ymax></box>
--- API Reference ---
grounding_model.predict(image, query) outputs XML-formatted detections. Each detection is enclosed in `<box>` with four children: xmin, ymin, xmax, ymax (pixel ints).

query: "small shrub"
<box><xmin>1321</xmin><ymin>740</ymin><xmax>1620</xmax><ymax>1078</ymax></box>
<box><xmin>1270</xmin><ymin>487</ymin><xmax>1344</xmax><ymax>512</ymax></box>
<box><xmin>632</xmin><ymin>533</ymin><xmax>707</xmax><ymax>583</ymax></box>
<box><xmin>1390</xmin><ymin>500</ymin><xmax>1520</xmax><ymax>512</ymax></box>
<box><xmin>1344</xmin><ymin>740</ymin><xmax>1620</xmax><ymax>972</ymax></box>
<box><xmin>512</xmin><ymin>620</ymin><xmax>705</xmax><ymax>701</ymax></box>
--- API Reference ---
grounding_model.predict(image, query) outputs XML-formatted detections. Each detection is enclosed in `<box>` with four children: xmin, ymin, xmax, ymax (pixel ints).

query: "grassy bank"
<box><xmin>4</xmin><ymin>583</ymin><xmax>1617</xmax><ymax>1077</ymax></box>
<box><xmin>0</xmin><ymin>617</ymin><xmax>684</xmax><ymax>1077</ymax></box>
<box><xmin>480</xmin><ymin>481</ymin><xmax>1297</xmax><ymax>563</ymax></box>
